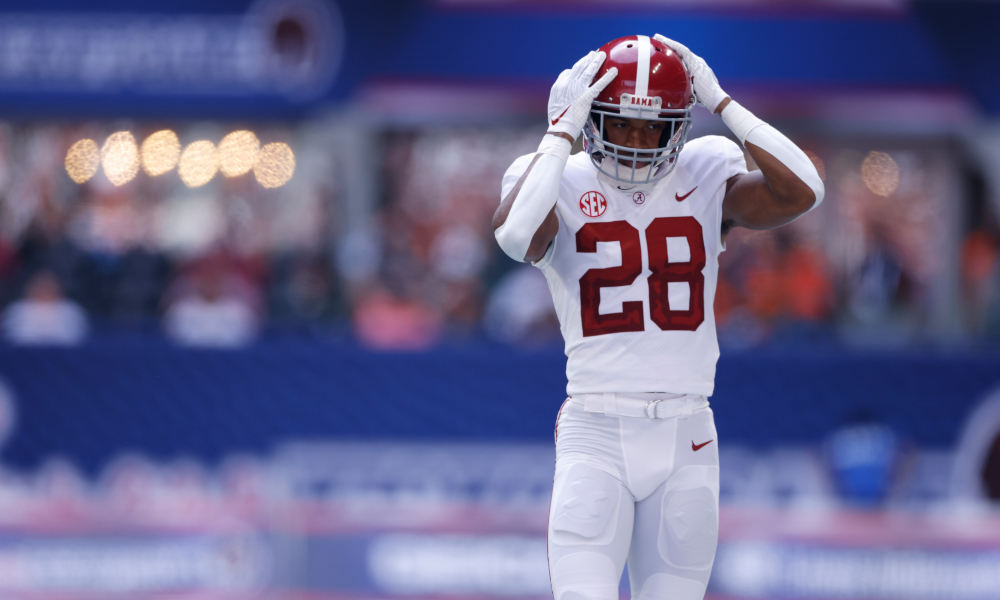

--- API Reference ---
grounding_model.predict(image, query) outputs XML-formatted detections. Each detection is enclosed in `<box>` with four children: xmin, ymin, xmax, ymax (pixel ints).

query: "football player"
<box><xmin>492</xmin><ymin>36</ymin><xmax>823</xmax><ymax>600</ymax></box>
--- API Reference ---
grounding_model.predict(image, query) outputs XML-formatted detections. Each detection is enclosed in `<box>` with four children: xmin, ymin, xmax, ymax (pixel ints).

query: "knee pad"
<box><xmin>550</xmin><ymin>552</ymin><xmax>620</xmax><ymax>600</ymax></box>
<box><xmin>633</xmin><ymin>572</ymin><xmax>707</xmax><ymax>600</ymax></box>
<box><xmin>550</xmin><ymin>463</ymin><xmax>622</xmax><ymax>546</ymax></box>
<box><xmin>659</xmin><ymin>485</ymin><xmax>718</xmax><ymax>570</ymax></box>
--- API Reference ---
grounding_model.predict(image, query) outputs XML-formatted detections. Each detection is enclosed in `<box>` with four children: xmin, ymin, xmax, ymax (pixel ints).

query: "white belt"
<box><xmin>570</xmin><ymin>392</ymin><xmax>708</xmax><ymax>420</ymax></box>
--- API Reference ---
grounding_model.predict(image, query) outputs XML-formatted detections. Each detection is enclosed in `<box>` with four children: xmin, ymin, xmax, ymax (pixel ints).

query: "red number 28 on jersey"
<box><xmin>576</xmin><ymin>216</ymin><xmax>706</xmax><ymax>337</ymax></box>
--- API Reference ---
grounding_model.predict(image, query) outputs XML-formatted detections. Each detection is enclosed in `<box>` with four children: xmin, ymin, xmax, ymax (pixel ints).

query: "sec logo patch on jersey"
<box><xmin>579</xmin><ymin>191</ymin><xmax>607</xmax><ymax>217</ymax></box>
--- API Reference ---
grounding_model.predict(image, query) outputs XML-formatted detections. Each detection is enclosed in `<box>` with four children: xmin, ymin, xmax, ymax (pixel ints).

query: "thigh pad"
<box><xmin>551</xmin><ymin>463</ymin><xmax>622</xmax><ymax>543</ymax></box>
<box><xmin>659</xmin><ymin>482</ymin><xmax>719</xmax><ymax>570</ymax></box>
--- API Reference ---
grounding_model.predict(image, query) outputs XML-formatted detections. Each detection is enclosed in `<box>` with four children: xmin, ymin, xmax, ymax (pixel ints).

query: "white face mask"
<box><xmin>583</xmin><ymin>108</ymin><xmax>692</xmax><ymax>184</ymax></box>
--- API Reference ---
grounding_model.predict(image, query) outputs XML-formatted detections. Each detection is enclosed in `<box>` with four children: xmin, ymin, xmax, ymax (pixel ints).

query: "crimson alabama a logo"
<box><xmin>579</xmin><ymin>191</ymin><xmax>607</xmax><ymax>217</ymax></box>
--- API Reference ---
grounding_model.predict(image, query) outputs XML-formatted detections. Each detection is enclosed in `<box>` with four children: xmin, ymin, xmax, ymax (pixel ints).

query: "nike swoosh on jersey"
<box><xmin>692</xmin><ymin>439</ymin><xmax>713</xmax><ymax>451</ymax></box>
<box><xmin>551</xmin><ymin>106</ymin><xmax>570</xmax><ymax>126</ymax></box>
<box><xmin>676</xmin><ymin>186</ymin><xmax>698</xmax><ymax>202</ymax></box>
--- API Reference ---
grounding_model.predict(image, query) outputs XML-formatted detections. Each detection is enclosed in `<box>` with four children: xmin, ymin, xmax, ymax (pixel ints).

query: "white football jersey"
<box><xmin>500</xmin><ymin>136</ymin><xmax>748</xmax><ymax>396</ymax></box>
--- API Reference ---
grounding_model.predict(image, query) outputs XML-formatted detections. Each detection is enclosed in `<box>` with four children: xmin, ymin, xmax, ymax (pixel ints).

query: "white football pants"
<box><xmin>548</xmin><ymin>395</ymin><xmax>720</xmax><ymax>600</ymax></box>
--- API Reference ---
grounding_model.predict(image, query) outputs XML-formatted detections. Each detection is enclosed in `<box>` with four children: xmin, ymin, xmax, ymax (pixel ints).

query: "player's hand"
<box><xmin>547</xmin><ymin>51</ymin><xmax>617</xmax><ymax>140</ymax></box>
<box><xmin>653</xmin><ymin>34</ymin><xmax>729</xmax><ymax>113</ymax></box>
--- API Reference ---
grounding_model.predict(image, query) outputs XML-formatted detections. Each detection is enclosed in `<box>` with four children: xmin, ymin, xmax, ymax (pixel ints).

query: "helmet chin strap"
<box><xmin>627</xmin><ymin>163</ymin><xmax>655</xmax><ymax>183</ymax></box>
<box><xmin>594</xmin><ymin>154</ymin><xmax>664</xmax><ymax>187</ymax></box>
<box><xmin>595</xmin><ymin>162</ymin><xmax>630</xmax><ymax>187</ymax></box>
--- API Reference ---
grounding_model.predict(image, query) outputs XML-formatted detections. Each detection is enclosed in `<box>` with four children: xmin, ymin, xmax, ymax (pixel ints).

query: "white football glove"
<box><xmin>653</xmin><ymin>34</ymin><xmax>729</xmax><ymax>113</ymax></box>
<box><xmin>547</xmin><ymin>51</ymin><xmax>618</xmax><ymax>140</ymax></box>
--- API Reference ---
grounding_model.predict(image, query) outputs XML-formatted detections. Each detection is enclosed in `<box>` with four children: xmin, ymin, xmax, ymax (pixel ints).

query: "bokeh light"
<box><xmin>861</xmin><ymin>151</ymin><xmax>899</xmax><ymax>196</ymax></box>
<box><xmin>254</xmin><ymin>142</ymin><xmax>295</xmax><ymax>188</ymax></box>
<box><xmin>101</xmin><ymin>131</ymin><xmax>140</xmax><ymax>187</ymax></box>
<box><xmin>141</xmin><ymin>130</ymin><xmax>181</xmax><ymax>176</ymax></box>
<box><xmin>219</xmin><ymin>130</ymin><xmax>260</xmax><ymax>177</ymax></box>
<box><xmin>804</xmin><ymin>150</ymin><xmax>826</xmax><ymax>181</ymax></box>
<box><xmin>64</xmin><ymin>139</ymin><xmax>101</xmax><ymax>184</ymax></box>
<box><xmin>178</xmin><ymin>140</ymin><xmax>219</xmax><ymax>188</ymax></box>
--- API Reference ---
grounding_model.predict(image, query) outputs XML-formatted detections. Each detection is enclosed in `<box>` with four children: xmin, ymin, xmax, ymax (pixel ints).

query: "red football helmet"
<box><xmin>582</xmin><ymin>35</ymin><xmax>694</xmax><ymax>184</ymax></box>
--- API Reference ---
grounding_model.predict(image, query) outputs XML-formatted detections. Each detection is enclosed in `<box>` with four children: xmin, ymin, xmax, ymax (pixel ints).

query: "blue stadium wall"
<box><xmin>1</xmin><ymin>340</ymin><xmax>998</xmax><ymax>474</ymax></box>
<box><xmin>1</xmin><ymin>1</ymin><xmax>1000</xmax><ymax>116</ymax></box>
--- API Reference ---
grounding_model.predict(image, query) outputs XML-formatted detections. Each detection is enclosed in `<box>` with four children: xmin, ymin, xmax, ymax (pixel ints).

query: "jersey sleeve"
<box><xmin>681</xmin><ymin>135</ymin><xmax>748</xmax><ymax>186</ymax></box>
<box><xmin>681</xmin><ymin>135</ymin><xmax>748</xmax><ymax>253</ymax></box>
<box><xmin>499</xmin><ymin>153</ymin><xmax>536</xmax><ymax>201</ymax></box>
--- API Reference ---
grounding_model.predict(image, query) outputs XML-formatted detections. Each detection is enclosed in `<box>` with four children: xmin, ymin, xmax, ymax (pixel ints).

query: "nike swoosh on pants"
<box><xmin>692</xmin><ymin>440</ymin><xmax>713</xmax><ymax>451</ymax></box>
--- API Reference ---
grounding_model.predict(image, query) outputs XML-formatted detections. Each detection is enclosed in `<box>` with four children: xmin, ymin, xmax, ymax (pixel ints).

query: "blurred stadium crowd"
<box><xmin>1</xmin><ymin>122</ymin><xmax>998</xmax><ymax>349</ymax></box>
<box><xmin>0</xmin><ymin>123</ymin><xmax>338</xmax><ymax>347</ymax></box>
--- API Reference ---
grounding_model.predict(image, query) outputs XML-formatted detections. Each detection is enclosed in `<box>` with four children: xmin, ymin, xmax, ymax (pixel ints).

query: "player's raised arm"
<box><xmin>654</xmin><ymin>35</ymin><xmax>824</xmax><ymax>232</ymax></box>
<box><xmin>493</xmin><ymin>52</ymin><xmax>617</xmax><ymax>263</ymax></box>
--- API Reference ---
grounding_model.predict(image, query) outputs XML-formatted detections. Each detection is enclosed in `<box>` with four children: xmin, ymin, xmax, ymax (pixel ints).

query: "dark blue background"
<box><xmin>2</xmin><ymin>1</ymin><xmax>1000</xmax><ymax>116</ymax></box>
<box><xmin>1</xmin><ymin>338</ymin><xmax>997</xmax><ymax>474</ymax></box>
